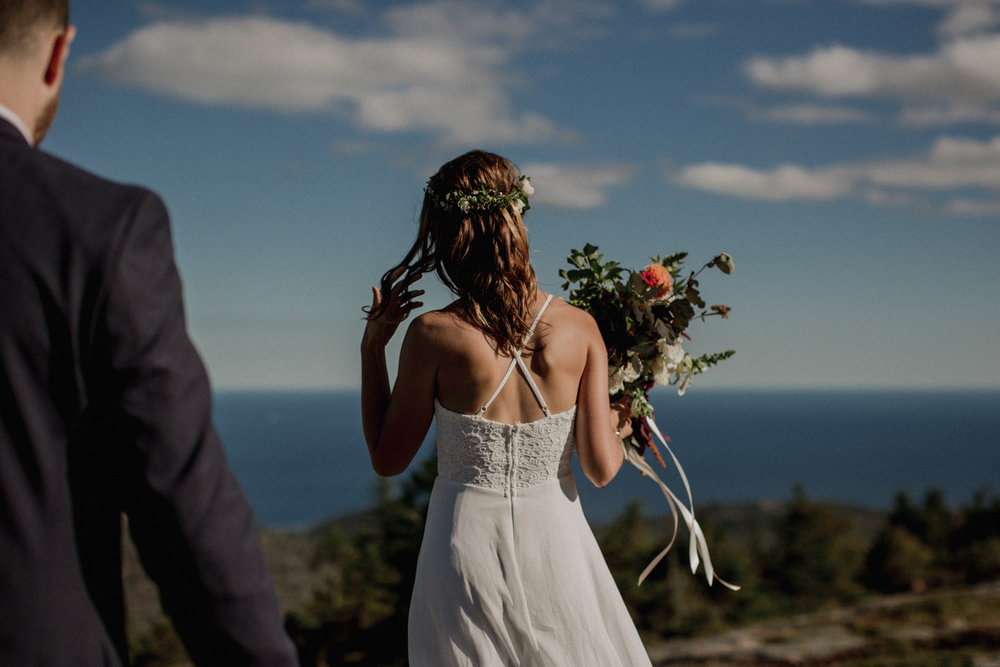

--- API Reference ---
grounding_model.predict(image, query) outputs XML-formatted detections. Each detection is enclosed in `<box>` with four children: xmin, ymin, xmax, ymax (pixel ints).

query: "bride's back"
<box><xmin>427</xmin><ymin>293</ymin><xmax>591</xmax><ymax>424</ymax></box>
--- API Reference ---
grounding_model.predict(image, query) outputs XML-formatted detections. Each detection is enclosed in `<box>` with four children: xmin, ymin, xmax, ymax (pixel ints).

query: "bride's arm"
<box><xmin>574</xmin><ymin>312</ymin><xmax>629</xmax><ymax>488</ymax></box>
<box><xmin>360</xmin><ymin>270</ymin><xmax>435</xmax><ymax>477</ymax></box>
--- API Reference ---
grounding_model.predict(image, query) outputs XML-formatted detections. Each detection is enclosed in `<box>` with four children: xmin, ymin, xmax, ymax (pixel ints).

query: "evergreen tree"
<box><xmin>760</xmin><ymin>485</ymin><xmax>865</xmax><ymax>613</ymax></box>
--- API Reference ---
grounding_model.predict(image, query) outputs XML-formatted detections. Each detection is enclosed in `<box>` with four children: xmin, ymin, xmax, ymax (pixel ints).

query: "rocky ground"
<box><xmin>647</xmin><ymin>581</ymin><xmax>1000</xmax><ymax>666</ymax></box>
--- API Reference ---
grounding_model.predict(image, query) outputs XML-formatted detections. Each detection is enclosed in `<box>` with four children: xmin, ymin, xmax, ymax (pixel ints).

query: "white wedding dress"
<box><xmin>408</xmin><ymin>295</ymin><xmax>652</xmax><ymax>666</ymax></box>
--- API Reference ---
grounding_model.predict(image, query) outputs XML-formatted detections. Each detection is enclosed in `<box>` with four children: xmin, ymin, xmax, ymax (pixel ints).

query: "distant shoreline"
<box><xmin>214</xmin><ymin>389</ymin><xmax>1000</xmax><ymax>528</ymax></box>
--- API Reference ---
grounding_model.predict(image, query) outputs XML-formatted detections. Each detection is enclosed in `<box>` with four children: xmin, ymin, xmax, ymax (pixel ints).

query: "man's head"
<box><xmin>0</xmin><ymin>1</ymin><xmax>69</xmax><ymax>56</ymax></box>
<box><xmin>0</xmin><ymin>0</ymin><xmax>73</xmax><ymax>145</ymax></box>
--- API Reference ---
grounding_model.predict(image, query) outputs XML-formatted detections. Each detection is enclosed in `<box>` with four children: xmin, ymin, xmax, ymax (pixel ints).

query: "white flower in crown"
<box><xmin>520</xmin><ymin>176</ymin><xmax>534</xmax><ymax>197</ymax></box>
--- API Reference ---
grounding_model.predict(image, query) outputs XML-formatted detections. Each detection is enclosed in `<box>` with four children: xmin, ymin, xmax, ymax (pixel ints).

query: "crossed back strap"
<box><xmin>477</xmin><ymin>294</ymin><xmax>555</xmax><ymax>418</ymax></box>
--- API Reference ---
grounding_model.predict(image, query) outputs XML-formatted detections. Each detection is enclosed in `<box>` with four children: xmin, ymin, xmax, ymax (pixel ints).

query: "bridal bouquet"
<box><xmin>560</xmin><ymin>244</ymin><xmax>739</xmax><ymax>589</ymax></box>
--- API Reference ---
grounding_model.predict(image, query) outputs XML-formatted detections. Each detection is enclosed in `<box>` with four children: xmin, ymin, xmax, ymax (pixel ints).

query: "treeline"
<box><xmin>602</xmin><ymin>484</ymin><xmax>1000</xmax><ymax>645</ymax></box>
<box><xmin>132</xmin><ymin>462</ymin><xmax>1000</xmax><ymax>666</ymax></box>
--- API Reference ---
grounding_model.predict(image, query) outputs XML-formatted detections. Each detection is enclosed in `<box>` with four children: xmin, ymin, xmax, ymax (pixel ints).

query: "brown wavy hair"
<box><xmin>371</xmin><ymin>150</ymin><xmax>537</xmax><ymax>354</ymax></box>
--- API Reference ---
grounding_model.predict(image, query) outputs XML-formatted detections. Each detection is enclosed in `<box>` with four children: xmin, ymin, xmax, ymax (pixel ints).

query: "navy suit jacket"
<box><xmin>0</xmin><ymin>119</ymin><xmax>298</xmax><ymax>665</ymax></box>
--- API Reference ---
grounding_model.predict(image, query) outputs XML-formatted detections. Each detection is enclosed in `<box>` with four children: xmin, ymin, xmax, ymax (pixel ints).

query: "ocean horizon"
<box><xmin>213</xmin><ymin>388</ymin><xmax>1000</xmax><ymax>530</ymax></box>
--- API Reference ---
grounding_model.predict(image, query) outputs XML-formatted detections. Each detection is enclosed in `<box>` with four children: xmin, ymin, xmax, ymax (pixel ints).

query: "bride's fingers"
<box><xmin>387</xmin><ymin>265</ymin><xmax>408</xmax><ymax>283</ymax></box>
<box><xmin>369</xmin><ymin>286</ymin><xmax>385</xmax><ymax>313</ymax></box>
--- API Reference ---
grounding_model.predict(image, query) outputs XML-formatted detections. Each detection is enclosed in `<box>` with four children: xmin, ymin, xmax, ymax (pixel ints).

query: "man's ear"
<box><xmin>43</xmin><ymin>26</ymin><xmax>76</xmax><ymax>87</ymax></box>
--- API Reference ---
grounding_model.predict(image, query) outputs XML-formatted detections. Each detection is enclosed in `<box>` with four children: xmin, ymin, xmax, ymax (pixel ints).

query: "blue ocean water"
<box><xmin>214</xmin><ymin>389</ymin><xmax>1000</xmax><ymax>529</ymax></box>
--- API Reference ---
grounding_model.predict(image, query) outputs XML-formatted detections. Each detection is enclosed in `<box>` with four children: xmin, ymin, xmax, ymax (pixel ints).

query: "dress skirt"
<box><xmin>408</xmin><ymin>473</ymin><xmax>652</xmax><ymax>667</ymax></box>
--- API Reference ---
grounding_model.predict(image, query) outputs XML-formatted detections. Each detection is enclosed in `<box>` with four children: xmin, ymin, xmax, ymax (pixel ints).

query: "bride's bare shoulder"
<box><xmin>407</xmin><ymin>307</ymin><xmax>477</xmax><ymax>344</ymax></box>
<box><xmin>548</xmin><ymin>296</ymin><xmax>600</xmax><ymax>334</ymax></box>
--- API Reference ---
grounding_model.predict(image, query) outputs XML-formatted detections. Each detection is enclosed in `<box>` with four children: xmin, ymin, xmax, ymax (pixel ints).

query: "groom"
<box><xmin>0</xmin><ymin>1</ymin><xmax>297</xmax><ymax>664</ymax></box>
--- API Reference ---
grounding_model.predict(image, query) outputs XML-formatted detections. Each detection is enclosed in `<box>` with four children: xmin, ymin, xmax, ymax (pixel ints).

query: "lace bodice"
<box><xmin>435</xmin><ymin>400</ymin><xmax>576</xmax><ymax>495</ymax></box>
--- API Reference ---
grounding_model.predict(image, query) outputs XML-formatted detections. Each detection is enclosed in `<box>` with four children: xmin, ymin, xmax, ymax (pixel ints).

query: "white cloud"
<box><xmin>674</xmin><ymin>163</ymin><xmax>853</xmax><ymax>201</ymax></box>
<box><xmin>900</xmin><ymin>102</ymin><xmax>1000</xmax><ymax>126</ymax></box>
<box><xmin>673</xmin><ymin>134</ymin><xmax>1000</xmax><ymax>213</ymax></box>
<box><xmin>752</xmin><ymin>103</ymin><xmax>875</xmax><ymax>125</ymax></box>
<box><xmin>80</xmin><ymin>18</ymin><xmax>364</xmax><ymax>111</ymax></box>
<box><xmin>946</xmin><ymin>198</ymin><xmax>1000</xmax><ymax>214</ymax></box>
<box><xmin>938</xmin><ymin>4</ymin><xmax>1000</xmax><ymax>36</ymax></box>
<box><xmin>77</xmin><ymin>4</ymin><xmax>601</xmax><ymax>146</ymax></box>
<box><xmin>520</xmin><ymin>162</ymin><xmax>638</xmax><ymax>209</ymax></box>
<box><xmin>745</xmin><ymin>35</ymin><xmax>1000</xmax><ymax>103</ymax></box>
<box><xmin>865</xmin><ymin>134</ymin><xmax>1000</xmax><ymax>189</ymax></box>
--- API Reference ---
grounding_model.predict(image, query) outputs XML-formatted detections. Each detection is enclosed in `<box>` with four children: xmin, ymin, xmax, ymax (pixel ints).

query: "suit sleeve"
<box><xmin>90</xmin><ymin>190</ymin><xmax>297</xmax><ymax>665</ymax></box>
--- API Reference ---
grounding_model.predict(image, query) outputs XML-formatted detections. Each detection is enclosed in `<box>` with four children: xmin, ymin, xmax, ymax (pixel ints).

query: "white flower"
<box><xmin>512</xmin><ymin>199</ymin><xmax>525</xmax><ymax>214</ymax></box>
<box><xmin>520</xmin><ymin>177</ymin><xmax>534</xmax><ymax>197</ymax></box>
<box><xmin>651</xmin><ymin>340</ymin><xmax>686</xmax><ymax>386</ymax></box>
<box><xmin>458</xmin><ymin>198</ymin><xmax>471</xmax><ymax>213</ymax></box>
<box><xmin>622</xmin><ymin>360</ymin><xmax>641</xmax><ymax>383</ymax></box>
<box><xmin>608</xmin><ymin>366</ymin><xmax>625</xmax><ymax>394</ymax></box>
<box><xmin>651</xmin><ymin>357</ymin><xmax>670</xmax><ymax>386</ymax></box>
<box><xmin>661</xmin><ymin>340</ymin><xmax>685</xmax><ymax>366</ymax></box>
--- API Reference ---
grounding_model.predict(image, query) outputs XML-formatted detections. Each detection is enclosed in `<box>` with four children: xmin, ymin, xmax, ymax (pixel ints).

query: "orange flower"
<box><xmin>640</xmin><ymin>263</ymin><xmax>672</xmax><ymax>297</ymax></box>
<box><xmin>711</xmin><ymin>304</ymin><xmax>731</xmax><ymax>319</ymax></box>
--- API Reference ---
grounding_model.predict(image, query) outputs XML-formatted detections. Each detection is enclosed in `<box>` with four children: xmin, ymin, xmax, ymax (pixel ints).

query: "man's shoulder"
<box><xmin>31</xmin><ymin>145</ymin><xmax>158</xmax><ymax>206</ymax></box>
<box><xmin>2</xmin><ymin>141</ymin><xmax>170</xmax><ymax>249</ymax></box>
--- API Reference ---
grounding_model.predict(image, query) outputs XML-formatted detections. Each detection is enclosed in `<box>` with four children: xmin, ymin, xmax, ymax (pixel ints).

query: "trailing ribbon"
<box><xmin>625</xmin><ymin>416</ymin><xmax>740</xmax><ymax>590</ymax></box>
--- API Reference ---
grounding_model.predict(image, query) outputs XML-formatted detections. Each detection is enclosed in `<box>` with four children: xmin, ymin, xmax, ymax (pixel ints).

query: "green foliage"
<box><xmin>864</xmin><ymin>487</ymin><xmax>1000</xmax><ymax>591</ymax></box>
<box><xmin>130</xmin><ymin>480</ymin><xmax>1000</xmax><ymax>665</ymax></box>
<box><xmin>863</xmin><ymin>526</ymin><xmax>936</xmax><ymax>592</ymax></box>
<box><xmin>559</xmin><ymin>243</ymin><xmax>625</xmax><ymax>306</ymax></box>
<box><xmin>759</xmin><ymin>485</ymin><xmax>867</xmax><ymax>613</ymax></box>
<box><xmin>285</xmin><ymin>478</ymin><xmax>1000</xmax><ymax>661</ymax></box>
<box><xmin>597</xmin><ymin>502</ymin><xmax>677</xmax><ymax>640</ymax></box>
<box><xmin>597</xmin><ymin>501</ymin><xmax>758</xmax><ymax>640</ymax></box>
<box><xmin>288</xmin><ymin>455</ymin><xmax>437</xmax><ymax>666</ymax></box>
<box><xmin>958</xmin><ymin>537</ymin><xmax>1000</xmax><ymax>583</ymax></box>
<box><xmin>288</xmin><ymin>480</ymin><xmax>1000</xmax><ymax>657</ymax></box>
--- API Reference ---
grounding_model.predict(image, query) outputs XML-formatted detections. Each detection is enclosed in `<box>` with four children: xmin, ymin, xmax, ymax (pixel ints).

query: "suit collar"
<box><xmin>0</xmin><ymin>113</ymin><xmax>32</xmax><ymax>147</ymax></box>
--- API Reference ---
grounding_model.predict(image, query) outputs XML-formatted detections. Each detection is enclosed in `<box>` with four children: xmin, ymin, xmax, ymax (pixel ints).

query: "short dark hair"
<box><xmin>0</xmin><ymin>0</ymin><xmax>70</xmax><ymax>56</ymax></box>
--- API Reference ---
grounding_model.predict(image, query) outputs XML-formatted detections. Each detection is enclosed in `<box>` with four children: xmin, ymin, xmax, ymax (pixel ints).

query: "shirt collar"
<box><xmin>0</xmin><ymin>102</ymin><xmax>34</xmax><ymax>145</ymax></box>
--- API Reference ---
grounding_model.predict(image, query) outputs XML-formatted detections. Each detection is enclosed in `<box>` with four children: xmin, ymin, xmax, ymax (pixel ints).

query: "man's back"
<box><xmin>0</xmin><ymin>81</ymin><xmax>296</xmax><ymax>667</ymax></box>
<box><xmin>0</xmin><ymin>117</ymin><xmax>135</xmax><ymax>663</ymax></box>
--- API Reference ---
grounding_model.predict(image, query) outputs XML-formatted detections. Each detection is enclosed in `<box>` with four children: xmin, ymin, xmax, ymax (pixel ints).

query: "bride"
<box><xmin>361</xmin><ymin>150</ymin><xmax>652</xmax><ymax>666</ymax></box>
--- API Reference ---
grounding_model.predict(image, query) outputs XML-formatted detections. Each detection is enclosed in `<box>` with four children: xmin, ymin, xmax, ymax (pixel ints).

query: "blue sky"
<box><xmin>45</xmin><ymin>0</ymin><xmax>1000</xmax><ymax>391</ymax></box>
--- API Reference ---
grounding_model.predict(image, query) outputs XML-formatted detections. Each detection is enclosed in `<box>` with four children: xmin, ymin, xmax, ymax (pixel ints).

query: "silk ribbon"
<box><xmin>625</xmin><ymin>416</ymin><xmax>740</xmax><ymax>590</ymax></box>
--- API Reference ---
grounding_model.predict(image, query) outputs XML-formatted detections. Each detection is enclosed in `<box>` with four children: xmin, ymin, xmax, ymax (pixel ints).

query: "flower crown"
<box><xmin>425</xmin><ymin>175</ymin><xmax>534</xmax><ymax>215</ymax></box>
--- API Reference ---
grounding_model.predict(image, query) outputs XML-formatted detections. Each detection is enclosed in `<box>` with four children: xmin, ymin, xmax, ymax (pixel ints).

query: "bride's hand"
<box><xmin>611</xmin><ymin>397</ymin><xmax>633</xmax><ymax>440</ymax></box>
<box><xmin>364</xmin><ymin>267</ymin><xmax>425</xmax><ymax>347</ymax></box>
